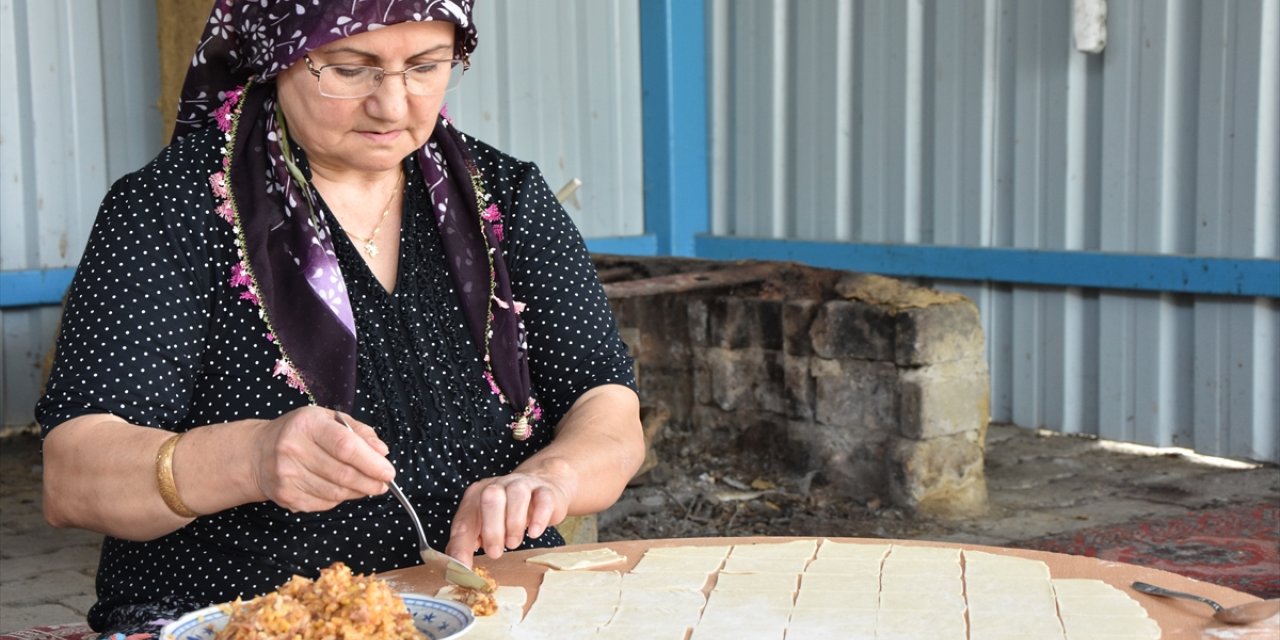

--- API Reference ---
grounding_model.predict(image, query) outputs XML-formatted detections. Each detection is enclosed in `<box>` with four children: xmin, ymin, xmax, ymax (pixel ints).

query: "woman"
<box><xmin>35</xmin><ymin>1</ymin><xmax>643</xmax><ymax>635</ymax></box>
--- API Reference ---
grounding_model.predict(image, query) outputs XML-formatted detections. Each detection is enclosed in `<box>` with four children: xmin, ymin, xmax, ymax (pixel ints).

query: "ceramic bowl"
<box><xmin>160</xmin><ymin>592</ymin><xmax>473</xmax><ymax>639</ymax></box>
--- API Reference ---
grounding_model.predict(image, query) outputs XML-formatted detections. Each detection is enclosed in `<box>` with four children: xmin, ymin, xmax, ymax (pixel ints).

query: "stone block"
<box><xmin>700</xmin><ymin>347</ymin><xmax>785</xmax><ymax>414</ymax></box>
<box><xmin>887</xmin><ymin>433</ymin><xmax>989</xmax><ymax>517</ymax></box>
<box><xmin>707</xmin><ymin>298</ymin><xmax>752</xmax><ymax>349</ymax></box>
<box><xmin>810</xmin><ymin>300</ymin><xmax>896</xmax><ymax>362</ymax></box>
<box><xmin>895</xmin><ymin>299</ymin><xmax>985</xmax><ymax>366</ymax></box>
<box><xmin>783</xmin><ymin>299</ymin><xmax>819</xmax><ymax>356</ymax></box>
<box><xmin>811</xmin><ymin>358</ymin><xmax>898</xmax><ymax>430</ymax></box>
<box><xmin>898</xmin><ymin>357</ymin><xmax>990</xmax><ymax>440</ymax></box>
<box><xmin>687</xmin><ymin>298</ymin><xmax>709</xmax><ymax>347</ymax></box>
<box><xmin>752</xmin><ymin>299</ymin><xmax>784</xmax><ymax>351</ymax></box>
<box><xmin>695</xmin><ymin>295</ymin><xmax>786</xmax><ymax>353</ymax></box>
<box><xmin>783</xmin><ymin>354</ymin><xmax>814</xmax><ymax>421</ymax></box>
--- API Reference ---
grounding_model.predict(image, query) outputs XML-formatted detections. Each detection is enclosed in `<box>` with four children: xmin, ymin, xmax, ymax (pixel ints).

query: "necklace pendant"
<box><xmin>363</xmin><ymin>240</ymin><xmax>379</xmax><ymax>257</ymax></box>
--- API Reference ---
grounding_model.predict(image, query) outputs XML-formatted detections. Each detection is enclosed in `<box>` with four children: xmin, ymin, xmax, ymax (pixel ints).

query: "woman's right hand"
<box><xmin>251</xmin><ymin>407</ymin><xmax>396</xmax><ymax>512</ymax></box>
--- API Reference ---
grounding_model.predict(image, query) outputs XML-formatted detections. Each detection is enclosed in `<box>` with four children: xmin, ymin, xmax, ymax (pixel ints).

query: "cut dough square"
<box><xmin>802</xmin><ymin>557</ymin><xmax>884</xmax><ymax>575</ymax></box>
<box><xmin>721</xmin><ymin>556</ymin><xmax>810</xmax><ymax>573</ymax></box>
<box><xmin>645</xmin><ymin>544</ymin><xmax>733</xmax><ymax>558</ymax></box>
<box><xmin>878</xmin><ymin>589</ymin><xmax>966</xmax><ymax>612</ymax></box>
<box><xmin>524</xmin><ymin>547</ymin><xmax>627</xmax><ymax>570</ymax></box>
<box><xmin>880</xmin><ymin>559</ymin><xmax>963</xmax><ymax>578</ymax></box>
<box><xmin>706</xmin><ymin>586</ymin><xmax>793</xmax><ymax>611</ymax></box>
<box><xmin>879</xmin><ymin>572</ymin><xmax>962</xmax><ymax>594</ymax></box>
<box><xmin>619</xmin><ymin>571</ymin><xmax>709</xmax><ymax>592</ymax></box>
<box><xmin>594</xmin><ymin>624</ymin><xmax>690</xmax><ymax>640</ymax></box>
<box><xmin>1059</xmin><ymin>614</ymin><xmax>1162</xmax><ymax>638</ymax></box>
<box><xmin>816</xmin><ymin>540</ymin><xmax>892</xmax><ymax>560</ymax></box>
<box><xmin>884</xmin><ymin>545</ymin><xmax>962</xmax><ymax>563</ymax></box>
<box><xmin>690</xmin><ymin>622</ymin><xmax>787</xmax><ymax>640</ymax></box>
<box><xmin>875</xmin><ymin>608</ymin><xmax>967</xmax><ymax>634</ymax></box>
<box><xmin>730</xmin><ymin>539</ymin><xmax>819</xmax><ymax>559</ymax></box>
<box><xmin>609</xmin><ymin>602</ymin><xmax>704</xmax><ymax>627</ymax></box>
<box><xmin>616</xmin><ymin>588</ymin><xmax>707</xmax><ymax>613</ymax></box>
<box><xmin>792</xmin><ymin>588</ymin><xmax>880</xmax><ymax>611</ymax></box>
<box><xmin>538</xmin><ymin>569</ymin><xmax>622</xmax><ymax>591</ymax></box>
<box><xmin>713</xmin><ymin>571</ymin><xmax>799</xmax><ymax>592</ymax></box>
<box><xmin>797</xmin><ymin>572</ymin><xmax>881</xmax><ymax>593</ymax></box>
<box><xmin>631</xmin><ymin>553</ymin><xmax>725</xmax><ymax>574</ymax></box>
<box><xmin>785</xmin><ymin>620</ymin><xmax>877</xmax><ymax>640</ymax></box>
<box><xmin>788</xmin><ymin>607</ymin><xmax>878</xmax><ymax>628</ymax></box>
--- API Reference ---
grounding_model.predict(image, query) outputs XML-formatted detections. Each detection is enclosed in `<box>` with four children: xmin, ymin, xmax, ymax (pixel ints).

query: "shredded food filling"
<box><xmin>453</xmin><ymin>567</ymin><xmax>499</xmax><ymax>617</ymax></box>
<box><xmin>214</xmin><ymin>562</ymin><xmax>424</xmax><ymax>639</ymax></box>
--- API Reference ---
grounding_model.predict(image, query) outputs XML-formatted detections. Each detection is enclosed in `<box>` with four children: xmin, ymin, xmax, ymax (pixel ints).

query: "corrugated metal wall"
<box><xmin>710</xmin><ymin>0</ymin><xmax>1279</xmax><ymax>462</ymax></box>
<box><xmin>0</xmin><ymin>0</ymin><xmax>644</xmax><ymax>430</ymax></box>
<box><xmin>449</xmin><ymin>0</ymin><xmax>645</xmax><ymax>239</ymax></box>
<box><xmin>0</xmin><ymin>0</ymin><xmax>162</xmax><ymax>429</ymax></box>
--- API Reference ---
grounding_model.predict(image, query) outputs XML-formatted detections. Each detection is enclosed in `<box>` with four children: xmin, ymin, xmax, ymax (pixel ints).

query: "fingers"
<box><xmin>449</xmin><ymin>475</ymin><xmax>570</xmax><ymax>560</ymax></box>
<box><xmin>255</xmin><ymin>407</ymin><xmax>395</xmax><ymax>512</ymax></box>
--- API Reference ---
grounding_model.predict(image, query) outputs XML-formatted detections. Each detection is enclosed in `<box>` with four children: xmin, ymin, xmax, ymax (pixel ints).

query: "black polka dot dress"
<box><xmin>35</xmin><ymin>125</ymin><xmax>636</xmax><ymax>633</ymax></box>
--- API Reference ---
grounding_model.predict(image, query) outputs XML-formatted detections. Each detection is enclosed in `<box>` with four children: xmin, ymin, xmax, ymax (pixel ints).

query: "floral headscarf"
<box><xmin>174</xmin><ymin>0</ymin><xmax>540</xmax><ymax>438</ymax></box>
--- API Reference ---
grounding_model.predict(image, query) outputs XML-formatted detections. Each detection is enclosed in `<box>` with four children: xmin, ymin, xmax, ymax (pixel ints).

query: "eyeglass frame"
<box><xmin>303</xmin><ymin>54</ymin><xmax>470</xmax><ymax>99</ymax></box>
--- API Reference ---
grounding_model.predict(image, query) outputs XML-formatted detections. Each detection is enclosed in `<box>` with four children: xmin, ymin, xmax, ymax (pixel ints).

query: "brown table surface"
<box><xmin>380</xmin><ymin>536</ymin><xmax>1277</xmax><ymax>640</ymax></box>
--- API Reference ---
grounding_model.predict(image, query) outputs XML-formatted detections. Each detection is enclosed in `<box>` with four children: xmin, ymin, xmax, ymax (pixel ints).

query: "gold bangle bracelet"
<box><xmin>156</xmin><ymin>433</ymin><xmax>200</xmax><ymax>518</ymax></box>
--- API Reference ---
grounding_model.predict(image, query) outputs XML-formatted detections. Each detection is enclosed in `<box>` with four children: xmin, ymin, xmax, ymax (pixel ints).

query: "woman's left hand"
<box><xmin>444</xmin><ymin>385</ymin><xmax>644</xmax><ymax>565</ymax></box>
<box><xmin>445</xmin><ymin>466</ymin><xmax>575</xmax><ymax>563</ymax></box>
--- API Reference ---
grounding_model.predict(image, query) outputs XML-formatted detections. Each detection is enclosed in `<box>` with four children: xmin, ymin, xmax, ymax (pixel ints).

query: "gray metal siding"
<box><xmin>710</xmin><ymin>0</ymin><xmax>1279</xmax><ymax>462</ymax></box>
<box><xmin>447</xmin><ymin>0</ymin><xmax>645</xmax><ymax>239</ymax></box>
<box><xmin>0</xmin><ymin>0</ymin><xmax>162</xmax><ymax>429</ymax></box>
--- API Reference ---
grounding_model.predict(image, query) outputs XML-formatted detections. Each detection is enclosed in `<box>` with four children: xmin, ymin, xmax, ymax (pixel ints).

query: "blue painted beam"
<box><xmin>585</xmin><ymin>234</ymin><xmax>659</xmax><ymax>256</ymax></box>
<box><xmin>638</xmin><ymin>0</ymin><xmax>709</xmax><ymax>257</ymax></box>
<box><xmin>0</xmin><ymin>268</ymin><xmax>75</xmax><ymax>308</ymax></box>
<box><xmin>696</xmin><ymin>236</ymin><xmax>1280</xmax><ymax>298</ymax></box>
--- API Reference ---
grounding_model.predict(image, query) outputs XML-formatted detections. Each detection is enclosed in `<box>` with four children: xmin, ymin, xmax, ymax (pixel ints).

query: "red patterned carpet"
<box><xmin>1015</xmin><ymin>500</ymin><xmax>1280</xmax><ymax>599</ymax></box>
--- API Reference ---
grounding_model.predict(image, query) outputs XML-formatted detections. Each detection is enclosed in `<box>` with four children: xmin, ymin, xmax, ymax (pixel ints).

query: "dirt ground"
<box><xmin>597</xmin><ymin>420</ymin><xmax>1280</xmax><ymax>546</ymax></box>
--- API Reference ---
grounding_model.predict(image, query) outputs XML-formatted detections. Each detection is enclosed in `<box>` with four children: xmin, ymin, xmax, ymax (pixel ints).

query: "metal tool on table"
<box><xmin>334</xmin><ymin>413</ymin><xmax>494</xmax><ymax>593</ymax></box>
<box><xmin>1131</xmin><ymin>581</ymin><xmax>1280</xmax><ymax>625</ymax></box>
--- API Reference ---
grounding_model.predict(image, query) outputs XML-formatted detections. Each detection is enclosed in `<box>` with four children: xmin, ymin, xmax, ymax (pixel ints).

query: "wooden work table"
<box><xmin>381</xmin><ymin>537</ymin><xmax>1275</xmax><ymax>639</ymax></box>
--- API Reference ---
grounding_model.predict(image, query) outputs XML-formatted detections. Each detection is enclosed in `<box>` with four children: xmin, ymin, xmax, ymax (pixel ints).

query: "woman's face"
<box><xmin>276</xmin><ymin>20</ymin><xmax>456</xmax><ymax>177</ymax></box>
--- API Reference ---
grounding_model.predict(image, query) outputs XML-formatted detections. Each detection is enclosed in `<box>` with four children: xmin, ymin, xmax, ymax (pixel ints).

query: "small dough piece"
<box><xmin>524</xmin><ymin>547</ymin><xmax>627</xmax><ymax>570</ymax></box>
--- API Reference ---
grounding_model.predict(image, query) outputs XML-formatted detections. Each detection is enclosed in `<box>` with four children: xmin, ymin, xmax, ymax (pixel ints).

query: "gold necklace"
<box><xmin>343</xmin><ymin>171</ymin><xmax>402</xmax><ymax>258</ymax></box>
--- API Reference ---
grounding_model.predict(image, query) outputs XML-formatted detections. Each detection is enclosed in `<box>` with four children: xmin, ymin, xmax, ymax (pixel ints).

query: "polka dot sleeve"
<box><xmin>471</xmin><ymin>141</ymin><xmax>637</xmax><ymax>424</ymax></box>
<box><xmin>36</xmin><ymin>130</ymin><xmax>224</xmax><ymax>433</ymax></box>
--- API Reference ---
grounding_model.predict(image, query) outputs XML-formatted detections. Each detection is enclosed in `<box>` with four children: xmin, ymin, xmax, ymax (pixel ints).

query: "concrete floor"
<box><xmin>1</xmin><ymin>424</ymin><xmax>1277</xmax><ymax>633</ymax></box>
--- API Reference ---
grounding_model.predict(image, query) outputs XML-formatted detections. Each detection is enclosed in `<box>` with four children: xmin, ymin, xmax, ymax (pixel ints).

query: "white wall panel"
<box><xmin>710</xmin><ymin>0</ymin><xmax>1280</xmax><ymax>462</ymax></box>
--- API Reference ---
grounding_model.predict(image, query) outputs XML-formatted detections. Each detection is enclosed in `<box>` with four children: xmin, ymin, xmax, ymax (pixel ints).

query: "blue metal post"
<box><xmin>638</xmin><ymin>0</ymin><xmax>709</xmax><ymax>256</ymax></box>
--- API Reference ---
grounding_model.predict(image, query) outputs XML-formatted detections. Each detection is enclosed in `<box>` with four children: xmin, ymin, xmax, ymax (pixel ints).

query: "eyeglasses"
<box><xmin>304</xmin><ymin>55</ymin><xmax>468</xmax><ymax>99</ymax></box>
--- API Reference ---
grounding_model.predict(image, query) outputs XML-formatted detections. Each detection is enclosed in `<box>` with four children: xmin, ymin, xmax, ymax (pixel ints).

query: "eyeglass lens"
<box><xmin>316</xmin><ymin>61</ymin><xmax>464</xmax><ymax>98</ymax></box>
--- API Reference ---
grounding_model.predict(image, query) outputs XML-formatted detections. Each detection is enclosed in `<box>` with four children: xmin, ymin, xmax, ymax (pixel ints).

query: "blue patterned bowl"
<box><xmin>160</xmin><ymin>593</ymin><xmax>474</xmax><ymax>640</ymax></box>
